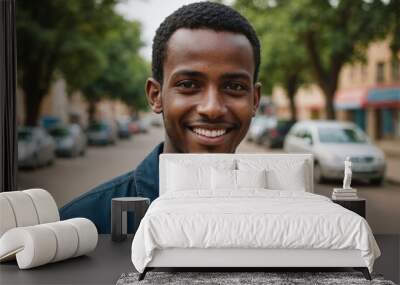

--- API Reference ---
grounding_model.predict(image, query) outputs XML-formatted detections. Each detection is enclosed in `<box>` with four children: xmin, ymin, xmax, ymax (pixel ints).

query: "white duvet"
<box><xmin>131</xmin><ymin>190</ymin><xmax>380</xmax><ymax>273</ymax></box>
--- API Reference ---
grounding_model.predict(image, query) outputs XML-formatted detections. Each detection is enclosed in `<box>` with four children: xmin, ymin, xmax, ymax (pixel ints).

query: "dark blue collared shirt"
<box><xmin>59</xmin><ymin>142</ymin><xmax>163</xmax><ymax>233</ymax></box>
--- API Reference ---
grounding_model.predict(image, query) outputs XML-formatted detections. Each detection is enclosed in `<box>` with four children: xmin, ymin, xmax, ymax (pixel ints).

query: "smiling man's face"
<box><xmin>147</xmin><ymin>28</ymin><xmax>261</xmax><ymax>153</ymax></box>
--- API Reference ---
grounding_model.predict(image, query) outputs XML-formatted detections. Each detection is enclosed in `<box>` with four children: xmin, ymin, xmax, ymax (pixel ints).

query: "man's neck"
<box><xmin>162</xmin><ymin>135</ymin><xmax>179</xmax><ymax>153</ymax></box>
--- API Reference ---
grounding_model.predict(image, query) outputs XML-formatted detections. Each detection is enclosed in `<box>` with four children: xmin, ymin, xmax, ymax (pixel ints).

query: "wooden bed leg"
<box><xmin>138</xmin><ymin>268</ymin><xmax>148</xmax><ymax>281</ymax></box>
<box><xmin>354</xmin><ymin>267</ymin><xmax>372</xmax><ymax>280</ymax></box>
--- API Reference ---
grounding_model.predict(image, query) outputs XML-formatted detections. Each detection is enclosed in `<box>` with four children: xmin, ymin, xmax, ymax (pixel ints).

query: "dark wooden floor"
<box><xmin>0</xmin><ymin>234</ymin><xmax>398</xmax><ymax>284</ymax></box>
<box><xmin>373</xmin><ymin>234</ymin><xmax>400</xmax><ymax>284</ymax></box>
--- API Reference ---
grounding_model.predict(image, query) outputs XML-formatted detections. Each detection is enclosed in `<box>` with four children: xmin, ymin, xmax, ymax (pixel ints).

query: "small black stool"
<box><xmin>111</xmin><ymin>197</ymin><xmax>150</xmax><ymax>242</ymax></box>
<box><xmin>332</xmin><ymin>198</ymin><xmax>366</xmax><ymax>218</ymax></box>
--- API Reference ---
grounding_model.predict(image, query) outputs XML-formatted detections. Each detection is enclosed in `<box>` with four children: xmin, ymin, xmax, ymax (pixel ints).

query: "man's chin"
<box><xmin>183</xmin><ymin>142</ymin><xmax>236</xmax><ymax>153</ymax></box>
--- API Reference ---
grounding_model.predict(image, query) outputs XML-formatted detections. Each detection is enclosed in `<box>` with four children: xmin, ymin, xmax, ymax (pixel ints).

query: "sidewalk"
<box><xmin>377</xmin><ymin>140</ymin><xmax>400</xmax><ymax>185</ymax></box>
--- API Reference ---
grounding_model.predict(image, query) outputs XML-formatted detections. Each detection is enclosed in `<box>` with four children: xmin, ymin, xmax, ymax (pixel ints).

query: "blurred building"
<box><xmin>272</xmin><ymin>39</ymin><xmax>400</xmax><ymax>142</ymax></box>
<box><xmin>96</xmin><ymin>99</ymin><xmax>131</xmax><ymax>122</ymax></box>
<box><xmin>272</xmin><ymin>85</ymin><xmax>326</xmax><ymax>120</ymax></box>
<box><xmin>335</xmin><ymin>39</ymin><xmax>400</xmax><ymax>141</ymax></box>
<box><xmin>17</xmin><ymin>78</ymin><xmax>132</xmax><ymax>128</ymax></box>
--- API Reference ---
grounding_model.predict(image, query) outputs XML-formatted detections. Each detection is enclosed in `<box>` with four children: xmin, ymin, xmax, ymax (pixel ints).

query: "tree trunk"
<box><xmin>24</xmin><ymin>89</ymin><xmax>43</xmax><ymax>126</ymax></box>
<box><xmin>21</xmin><ymin>60</ymin><xmax>54</xmax><ymax>126</ymax></box>
<box><xmin>22</xmin><ymin>69</ymin><xmax>47</xmax><ymax>126</ymax></box>
<box><xmin>285</xmin><ymin>75</ymin><xmax>299</xmax><ymax>121</ymax></box>
<box><xmin>88</xmin><ymin>99</ymin><xmax>98</xmax><ymax>122</ymax></box>
<box><xmin>320</xmin><ymin>71</ymin><xmax>340</xmax><ymax>120</ymax></box>
<box><xmin>325</xmin><ymin>88</ymin><xmax>336</xmax><ymax>120</ymax></box>
<box><xmin>304</xmin><ymin>31</ymin><xmax>342</xmax><ymax>120</ymax></box>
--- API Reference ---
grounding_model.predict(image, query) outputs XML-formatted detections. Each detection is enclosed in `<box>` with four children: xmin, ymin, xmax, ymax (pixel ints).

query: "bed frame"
<box><xmin>138</xmin><ymin>154</ymin><xmax>372</xmax><ymax>281</ymax></box>
<box><xmin>140</xmin><ymin>248</ymin><xmax>371</xmax><ymax>280</ymax></box>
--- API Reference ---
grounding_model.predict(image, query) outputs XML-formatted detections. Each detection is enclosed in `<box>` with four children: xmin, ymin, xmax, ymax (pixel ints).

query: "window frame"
<box><xmin>0</xmin><ymin>0</ymin><xmax>17</xmax><ymax>192</ymax></box>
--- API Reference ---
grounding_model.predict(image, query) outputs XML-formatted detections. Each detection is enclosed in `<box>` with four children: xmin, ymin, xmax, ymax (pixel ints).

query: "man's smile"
<box><xmin>192</xmin><ymin>128</ymin><xmax>227</xmax><ymax>137</ymax></box>
<box><xmin>185</xmin><ymin>122</ymin><xmax>238</xmax><ymax>145</ymax></box>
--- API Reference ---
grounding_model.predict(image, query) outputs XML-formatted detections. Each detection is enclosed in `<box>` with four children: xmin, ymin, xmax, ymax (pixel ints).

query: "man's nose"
<box><xmin>197</xmin><ymin>86</ymin><xmax>227</xmax><ymax>120</ymax></box>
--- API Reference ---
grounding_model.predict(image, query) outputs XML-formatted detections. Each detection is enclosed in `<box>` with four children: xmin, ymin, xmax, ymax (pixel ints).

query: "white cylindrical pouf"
<box><xmin>42</xmin><ymin>221</ymin><xmax>79</xmax><ymax>262</ymax></box>
<box><xmin>0</xmin><ymin>196</ymin><xmax>17</xmax><ymax>237</ymax></box>
<box><xmin>23</xmin><ymin>189</ymin><xmax>59</xmax><ymax>224</ymax></box>
<box><xmin>0</xmin><ymin>226</ymin><xmax>57</xmax><ymax>269</ymax></box>
<box><xmin>0</xmin><ymin>191</ymin><xmax>39</xmax><ymax>227</ymax></box>
<box><xmin>66</xmin><ymin>218</ymin><xmax>98</xmax><ymax>257</ymax></box>
<box><xmin>0</xmin><ymin>218</ymin><xmax>97</xmax><ymax>269</ymax></box>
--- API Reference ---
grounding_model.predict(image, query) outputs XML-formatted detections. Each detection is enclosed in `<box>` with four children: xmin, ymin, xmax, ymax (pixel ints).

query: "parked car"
<box><xmin>117</xmin><ymin>119</ymin><xmax>132</xmax><ymax>139</ymax></box>
<box><xmin>18</xmin><ymin>127</ymin><xmax>56</xmax><ymax>168</ymax></box>
<box><xmin>150</xmin><ymin>114</ymin><xmax>163</xmax><ymax>127</ymax></box>
<box><xmin>129</xmin><ymin>118</ymin><xmax>149</xmax><ymax>134</ymax></box>
<box><xmin>284</xmin><ymin>120</ymin><xmax>386</xmax><ymax>184</ymax></box>
<box><xmin>258</xmin><ymin>119</ymin><xmax>296</xmax><ymax>148</ymax></box>
<box><xmin>247</xmin><ymin>116</ymin><xmax>277</xmax><ymax>144</ymax></box>
<box><xmin>87</xmin><ymin>121</ymin><xmax>117</xmax><ymax>145</ymax></box>
<box><xmin>49</xmin><ymin>124</ymin><xmax>87</xmax><ymax>157</ymax></box>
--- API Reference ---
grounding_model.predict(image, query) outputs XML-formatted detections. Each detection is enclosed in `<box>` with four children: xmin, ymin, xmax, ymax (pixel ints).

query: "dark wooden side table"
<box><xmin>332</xmin><ymin>198</ymin><xmax>366</xmax><ymax>218</ymax></box>
<box><xmin>111</xmin><ymin>197</ymin><xmax>150</xmax><ymax>241</ymax></box>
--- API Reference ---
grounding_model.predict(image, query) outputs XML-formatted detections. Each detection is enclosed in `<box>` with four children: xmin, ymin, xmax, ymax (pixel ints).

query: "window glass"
<box><xmin>318</xmin><ymin>127</ymin><xmax>367</xmax><ymax>143</ymax></box>
<box><xmin>376</xmin><ymin>61</ymin><xmax>385</xmax><ymax>83</ymax></box>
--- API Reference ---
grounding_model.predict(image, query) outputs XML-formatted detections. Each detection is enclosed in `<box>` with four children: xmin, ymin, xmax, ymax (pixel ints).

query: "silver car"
<box><xmin>49</xmin><ymin>124</ymin><xmax>87</xmax><ymax>157</ymax></box>
<box><xmin>247</xmin><ymin>116</ymin><xmax>277</xmax><ymax>144</ymax></box>
<box><xmin>18</xmin><ymin>127</ymin><xmax>56</xmax><ymax>168</ymax></box>
<box><xmin>87</xmin><ymin>121</ymin><xmax>117</xmax><ymax>145</ymax></box>
<box><xmin>284</xmin><ymin>121</ymin><xmax>386</xmax><ymax>185</ymax></box>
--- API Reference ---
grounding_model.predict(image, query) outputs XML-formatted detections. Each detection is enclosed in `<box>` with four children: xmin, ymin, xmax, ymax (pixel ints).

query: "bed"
<box><xmin>131</xmin><ymin>154</ymin><xmax>380</xmax><ymax>280</ymax></box>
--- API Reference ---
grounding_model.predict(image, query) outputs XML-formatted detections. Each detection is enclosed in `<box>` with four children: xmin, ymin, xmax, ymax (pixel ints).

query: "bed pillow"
<box><xmin>167</xmin><ymin>160</ymin><xmax>235</xmax><ymax>192</ymax></box>
<box><xmin>237</xmin><ymin>159</ymin><xmax>306</xmax><ymax>191</ymax></box>
<box><xmin>266</xmin><ymin>165</ymin><xmax>306</xmax><ymax>191</ymax></box>
<box><xmin>236</xmin><ymin>169</ymin><xmax>267</xmax><ymax>189</ymax></box>
<box><xmin>211</xmin><ymin>168</ymin><xmax>236</xmax><ymax>190</ymax></box>
<box><xmin>211</xmin><ymin>168</ymin><xmax>267</xmax><ymax>191</ymax></box>
<box><xmin>167</xmin><ymin>162</ymin><xmax>210</xmax><ymax>191</ymax></box>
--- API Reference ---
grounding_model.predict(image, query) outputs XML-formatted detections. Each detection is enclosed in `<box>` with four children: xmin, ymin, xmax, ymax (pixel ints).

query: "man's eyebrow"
<box><xmin>171</xmin><ymin>69</ymin><xmax>206</xmax><ymax>79</ymax></box>
<box><xmin>220</xmin><ymin>72</ymin><xmax>252</xmax><ymax>81</ymax></box>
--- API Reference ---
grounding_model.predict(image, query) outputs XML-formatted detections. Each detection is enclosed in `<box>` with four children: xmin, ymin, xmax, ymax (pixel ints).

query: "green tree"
<box><xmin>236</xmin><ymin>0</ymin><xmax>396</xmax><ymax>119</ymax></box>
<box><xmin>16</xmin><ymin>0</ymin><xmax>129</xmax><ymax>126</ymax></box>
<box><xmin>82</xmin><ymin>15</ymin><xmax>150</xmax><ymax>121</ymax></box>
<box><xmin>236</xmin><ymin>1</ymin><xmax>310</xmax><ymax>120</ymax></box>
<box><xmin>291</xmin><ymin>0</ymin><xmax>392</xmax><ymax>119</ymax></box>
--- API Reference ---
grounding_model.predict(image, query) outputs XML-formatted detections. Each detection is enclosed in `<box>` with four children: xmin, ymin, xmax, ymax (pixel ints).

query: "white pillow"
<box><xmin>266</xmin><ymin>164</ymin><xmax>306</xmax><ymax>191</ymax></box>
<box><xmin>236</xmin><ymin>169</ymin><xmax>267</xmax><ymax>189</ymax></box>
<box><xmin>166</xmin><ymin>160</ymin><xmax>235</xmax><ymax>192</ymax></box>
<box><xmin>237</xmin><ymin>159</ymin><xmax>306</xmax><ymax>191</ymax></box>
<box><xmin>211</xmin><ymin>168</ymin><xmax>267</xmax><ymax>190</ymax></box>
<box><xmin>211</xmin><ymin>168</ymin><xmax>236</xmax><ymax>190</ymax></box>
<box><xmin>167</xmin><ymin>162</ymin><xmax>210</xmax><ymax>191</ymax></box>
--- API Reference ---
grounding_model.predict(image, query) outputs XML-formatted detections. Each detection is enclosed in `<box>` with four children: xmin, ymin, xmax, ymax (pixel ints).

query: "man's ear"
<box><xmin>146</xmin><ymin>78</ymin><xmax>163</xmax><ymax>113</ymax></box>
<box><xmin>252</xmin><ymin>82</ymin><xmax>262</xmax><ymax>116</ymax></box>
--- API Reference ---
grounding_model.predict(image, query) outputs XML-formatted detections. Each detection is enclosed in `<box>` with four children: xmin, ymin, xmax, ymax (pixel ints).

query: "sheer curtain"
<box><xmin>0</xmin><ymin>0</ymin><xmax>17</xmax><ymax>192</ymax></box>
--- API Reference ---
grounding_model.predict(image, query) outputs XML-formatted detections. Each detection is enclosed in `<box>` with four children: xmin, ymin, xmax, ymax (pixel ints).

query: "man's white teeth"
<box><xmin>192</xmin><ymin>128</ymin><xmax>227</xmax><ymax>138</ymax></box>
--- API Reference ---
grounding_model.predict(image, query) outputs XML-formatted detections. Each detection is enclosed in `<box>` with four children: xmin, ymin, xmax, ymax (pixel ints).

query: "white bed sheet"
<box><xmin>131</xmin><ymin>190</ymin><xmax>380</xmax><ymax>273</ymax></box>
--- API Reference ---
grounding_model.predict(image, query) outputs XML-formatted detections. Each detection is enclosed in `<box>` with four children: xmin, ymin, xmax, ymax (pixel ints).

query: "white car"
<box><xmin>18</xmin><ymin>127</ymin><xmax>56</xmax><ymax>168</ymax></box>
<box><xmin>284</xmin><ymin>121</ymin><xmax>386</xmax><ymax>185</ymax></box>
<box><xmin>246</xmin><ymin>116</ymin><xmax>277</xmax><ymax>144</ymax></box>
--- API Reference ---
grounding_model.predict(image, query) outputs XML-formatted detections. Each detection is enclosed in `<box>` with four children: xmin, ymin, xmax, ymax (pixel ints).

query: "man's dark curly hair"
<box><xmin>152</xmin><ymin>1</ymin><xmax>261</xmax><ymax>85</ymax></box>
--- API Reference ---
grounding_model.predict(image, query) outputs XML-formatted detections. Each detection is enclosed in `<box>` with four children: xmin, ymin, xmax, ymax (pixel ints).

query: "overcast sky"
<box><xmin>115</xmin><ymin>0</ymin><xmax>201</xmax><ymax>60</ymax></box>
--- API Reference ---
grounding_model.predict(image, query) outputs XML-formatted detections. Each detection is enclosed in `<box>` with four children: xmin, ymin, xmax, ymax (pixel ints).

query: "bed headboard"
<box><xmin>159</xmin><ymin>153</ymin><xmax>314</xmax><ymax>195</ymax></box>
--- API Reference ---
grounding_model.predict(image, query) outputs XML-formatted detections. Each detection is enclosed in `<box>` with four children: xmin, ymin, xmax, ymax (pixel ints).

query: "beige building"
<box><xmin>17</xmin><ymin>78</ymin><xmax>132</xmax><ymax>128</ymax></box>
<box><xmin>272</xmin><ymin>39</ymin><xmax>400</xmax><ymax>141</ymax></box>
<box><xmin>272</xmin><ymin>85</ymin><xmax>326</xmax><ymax>120</ymax></box>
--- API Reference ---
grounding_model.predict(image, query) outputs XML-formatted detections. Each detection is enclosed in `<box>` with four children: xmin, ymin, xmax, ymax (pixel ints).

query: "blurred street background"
<box><xmin>16</xmin><ymin>0</ymin><xmax>400</xmax><ymax>234</ymax></box>
<box><xmin>18</xmin><ymin>125</ymin><xmax>400</xmax><ymax>234</ymax></box>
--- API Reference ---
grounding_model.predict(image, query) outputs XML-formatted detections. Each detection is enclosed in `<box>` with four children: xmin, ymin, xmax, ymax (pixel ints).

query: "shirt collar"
<box><xmin>133</xmin><ymin>142</ymin><xmax>164</xmax><ymax>200</ymax></box>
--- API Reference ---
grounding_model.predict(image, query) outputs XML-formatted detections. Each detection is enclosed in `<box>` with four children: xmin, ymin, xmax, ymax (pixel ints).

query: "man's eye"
<box><xmin>225</xmin><ymin>82</ymin><xmax>247</xmax><ymax>92</ymax></box>
<box><xmin>176</xmin><ymin>80</ymin><xmax>197</xmax><ymax>89</ymax></box>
